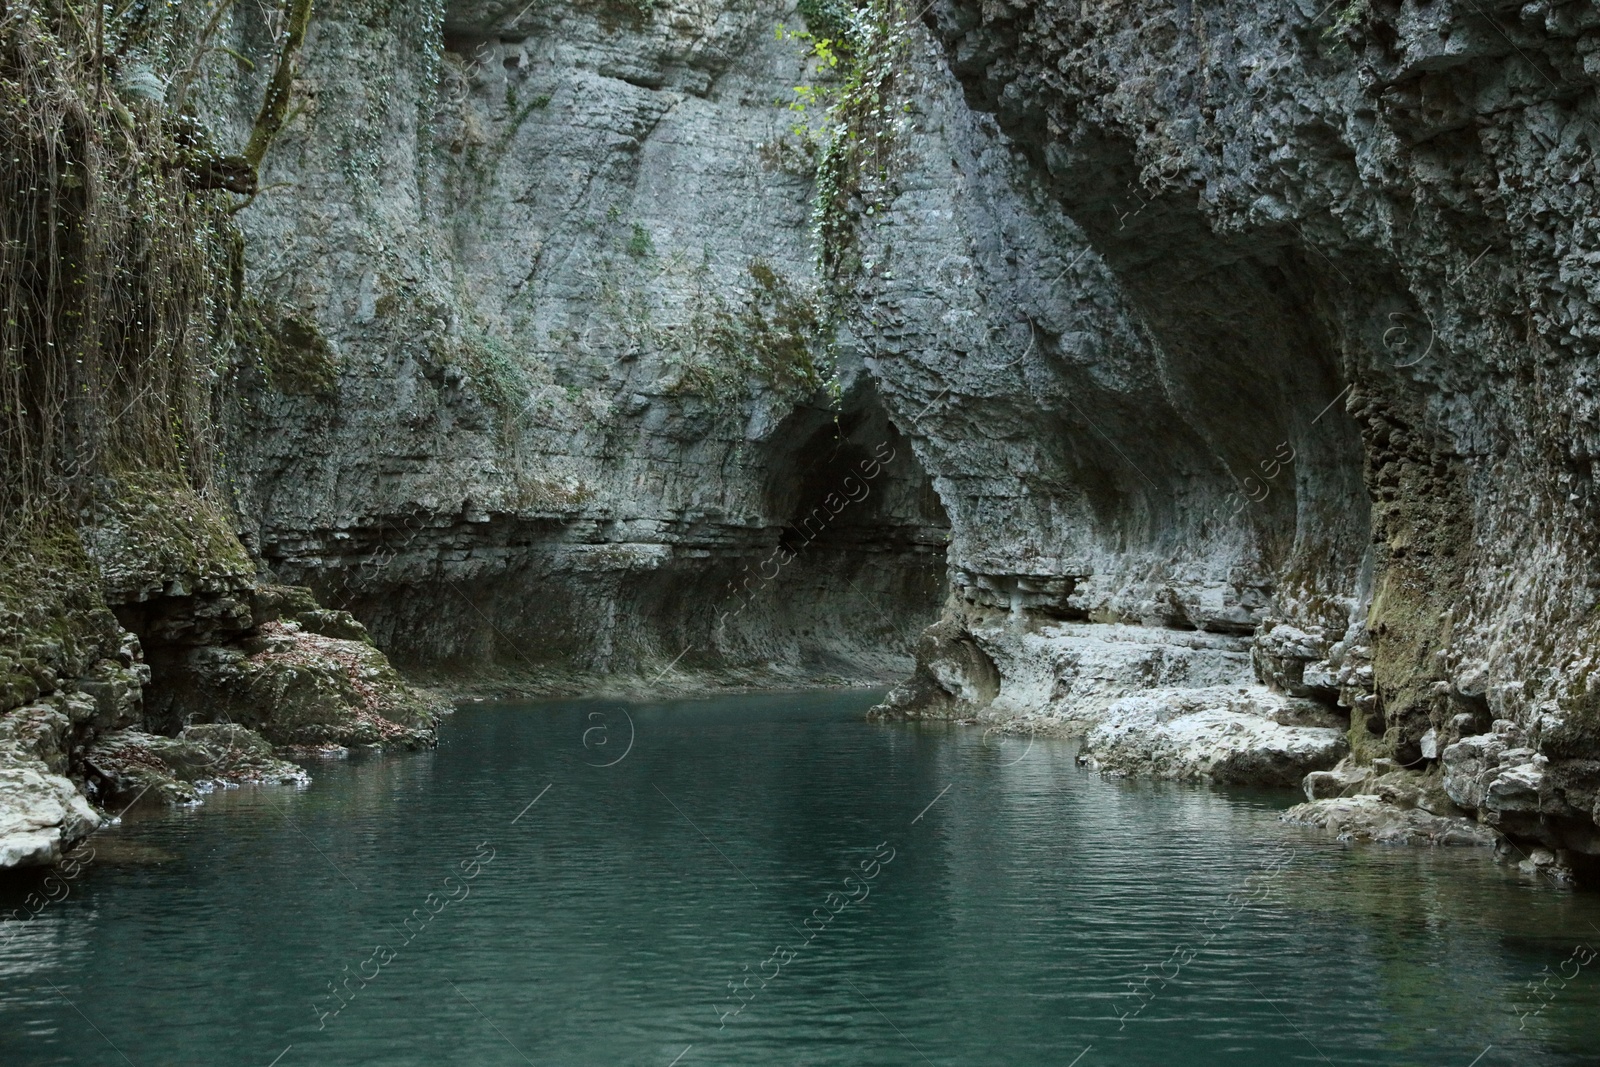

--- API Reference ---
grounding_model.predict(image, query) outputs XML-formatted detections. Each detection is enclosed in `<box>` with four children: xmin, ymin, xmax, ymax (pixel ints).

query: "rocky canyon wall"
<box><xmin>0</xmin><ymin>2</ymin><xmax>442</xmax><ymax>869</ymax></box>
<box><xmin>8</xmin><ymin>0</ymin><xmax>1600</xmax><ymax>881</ymax></box>
<box><xmin>226</xmin><ymin>0</ymin><xmax>950</xmax><ymax>689</ymax></box>
<box><xmin>857</xmin><ymin>0</ymin><xmax>1600</xmax><ymax>872</ymax></box>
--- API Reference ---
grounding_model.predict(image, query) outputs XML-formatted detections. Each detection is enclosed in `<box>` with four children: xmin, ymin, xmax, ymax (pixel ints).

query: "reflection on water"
<box><xmin>1</xmin><ymin>690</ymin><xmax>1598</xmax><ymax>1066</ymax></box>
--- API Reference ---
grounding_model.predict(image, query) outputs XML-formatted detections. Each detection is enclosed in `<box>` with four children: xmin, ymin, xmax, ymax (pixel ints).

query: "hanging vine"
<box><xmin>806</xmin><ymin>0</ymin><xmax>915</xmax><ymax>283</ymax></box>
<box><xmin>0</xmin><ymin>0</ymin><xmax>314</xmax><ymax>546</ymax></box>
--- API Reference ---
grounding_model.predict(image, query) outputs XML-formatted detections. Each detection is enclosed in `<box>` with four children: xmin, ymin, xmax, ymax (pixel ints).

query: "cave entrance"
<box><xmin>296</xmin><ymin>381</ymin><xmax>950</xmax><ymax>688</ymax></box>
<box><xmin>713</xmin><ymin>382</ymin><xmax>951</xmax><ymax>680</ymax></box>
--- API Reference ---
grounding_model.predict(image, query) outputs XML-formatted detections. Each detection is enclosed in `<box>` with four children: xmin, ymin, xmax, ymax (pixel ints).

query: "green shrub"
<box><xmin>627</xmin><ymin>223</ymin><xmax>656</xmax><ymax>260</ymax></box>
<box><xmin>797</xmin><ymin>0</ymin><xmax>855</xmax><ymax>45</ymax></box>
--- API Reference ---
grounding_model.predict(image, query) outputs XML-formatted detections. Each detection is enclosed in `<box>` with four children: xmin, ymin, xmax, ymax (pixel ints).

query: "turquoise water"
<box><xmin>2</xmin><ymin>689</ymin><xmax>1599</xmax><ymax>1066</ymax></box>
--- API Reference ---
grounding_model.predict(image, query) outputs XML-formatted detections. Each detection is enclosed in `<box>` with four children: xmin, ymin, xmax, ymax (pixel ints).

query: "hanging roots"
<box><xmin>0</xmin><ymin>0</ymin><xmax>313</xmax><ymax>547</ymax></box>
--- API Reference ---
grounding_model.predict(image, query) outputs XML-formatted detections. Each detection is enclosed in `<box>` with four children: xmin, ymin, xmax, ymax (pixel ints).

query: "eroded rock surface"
<box><xmin>831</xmin><ymin>0</ymin><xmax>1600</xmax><ymax>868</ymax></box>
<box><xmin>0</xmin><ymin>489</ymin><xmax>440</xmax><ymax>869</ymax></box>
<box><xmin>0</xmin><ymin>760</ymin><xmax>101</xmax><ymax>869</ymax></box>
<box><xmin>1282</xmin><ymin>753</ymin><xmax>1499</xmax><ymax>848</ymax></box>
<box><xmin>1282</xmin><ymin>796</ymin><xmax>1498</xmax><ymax>848</ymax></box>
<box><xmin>205</xmin><ymin>0</ymin><xmax>1600</xmax><ymax>864</ymax></box>
<box><xmin>15</xmin><ymin>0</ymin><xmax>1600</xmax><ymax>879</ymax></box>
<box><xmin>1075</xmin><ymin>687</ymin><xmax>1347</xmax><ymax>787</ymax></box>
<box><xmin>85</xmin><ymin>726</ymin><xmax>311</xmax><ymax>807</ymax></box>
<box><xmin>220</xmin><ymin>0</ymin><xmax>950</xmax><ymax>691</ymax></box>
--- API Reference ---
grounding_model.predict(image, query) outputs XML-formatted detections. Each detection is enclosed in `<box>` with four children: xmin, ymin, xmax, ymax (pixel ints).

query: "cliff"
<box><xmin>0</xmin><ymin>2</ymin><xmax>440</xmax><ymax>868</ymax></box>
<box><xmin>224</xmin><ymin>0</ymin><xmax>949</xmax><ymax>691</ymax></box>
<box><xmin>870</xmin><ymin>0</ymin><xmax>1600</xmax><ymax>878</ymax></box>
<box><xmin>5</xmin><ymin>0</ymin><xmax>1600</xmax><ymax>882</ymax></box>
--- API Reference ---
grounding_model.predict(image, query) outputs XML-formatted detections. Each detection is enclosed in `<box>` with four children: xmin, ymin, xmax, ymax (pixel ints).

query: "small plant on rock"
<box><xmin>627</xmin><ymin>223</ymin><xmax>656</xmax><ymax>260</ymax></box>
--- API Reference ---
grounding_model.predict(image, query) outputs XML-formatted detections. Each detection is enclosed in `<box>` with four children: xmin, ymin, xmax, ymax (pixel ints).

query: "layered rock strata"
<box><xmin>14</xmin><ymin>0</ymin><xmax>1600</xmax><ymax>884</ymax></box>
<box><xmin>225</xmin><ymin>0</ymin><xmax>1600</xmax><ymax>871</ymax></box>
<box><xmin>837</xmin><ymin>0</ymin><xmax>1600</xmax><ymax>871</ymax></box>
<box><xmin>222</xmin><ymin>0</ymin><xmax>951</xmax><ymax>691</ymax></box>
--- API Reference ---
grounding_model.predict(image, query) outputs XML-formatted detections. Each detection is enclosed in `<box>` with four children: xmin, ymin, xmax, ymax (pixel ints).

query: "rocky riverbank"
<box><xmin>1</xmin><ymin>551</ymin><xmax>443</xmax><ymax>867</ymax></box>
<box><xmin>8</xmin><ymin>0</ymin><xmax>1600</xmax><ymax>884</ymax></box>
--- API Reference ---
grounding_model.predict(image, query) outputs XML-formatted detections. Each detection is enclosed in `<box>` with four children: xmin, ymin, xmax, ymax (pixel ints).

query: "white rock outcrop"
<box><xmin>1075</xmin><ymin>686</ymin><xmax>1347</xmax><ymax>787</ymax></box>
<box><xmin>0</xmin><ymin>761</ymin><xmax>100</xmax><ymax>869</ymax></box>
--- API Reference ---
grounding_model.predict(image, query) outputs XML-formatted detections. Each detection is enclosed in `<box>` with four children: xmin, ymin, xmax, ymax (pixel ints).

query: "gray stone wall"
<box><xmin>226</xmin><ymin>0</ymin><xmax>950</xmax><ymax>688</ymax></box>
<box><xmin>202</xmin><ymin>0</ymin><xmax>1600</xmax><ymax>863</ymax></box>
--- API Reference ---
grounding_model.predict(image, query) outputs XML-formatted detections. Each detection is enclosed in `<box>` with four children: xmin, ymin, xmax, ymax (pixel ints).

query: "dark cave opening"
<box><xmin>767</xmin><ymin>400</ymin><xmax>945</xmax><ymax>561</ymax></box>
<box><xmin>109</xmin><ymin>592</ymin><xmax>253</xmax><ymax>737</ymax></box>
<box><xmin>701</xmin><ymin>384</ymin><xmax>952</xmax><ymax>679</ymax></box>
<box><xmin>279</xmin><ymin>383</ymin><xmax>952</xmax><ymax>684</ymax></box>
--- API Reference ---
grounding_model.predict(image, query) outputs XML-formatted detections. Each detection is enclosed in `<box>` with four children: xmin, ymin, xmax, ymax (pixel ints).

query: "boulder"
<box><xmin>0</xmin><ymin>759</ymin><xmax>101</xmax><ymax>869</ymax></box>
<box><xmin>1077</xmin><ymin>686</ymin><xmax>1347</xmax><ymax>787</ymax></box>
<box><xmin>84</xmin><ymin>724</ymin><xmax>309</xmax><ymax>805</ymax></box>
<box><xmin>1282</xmin><ymin>796</ymin><xmax>1497</xmax><ymax>847</ymax></box>
<box><xmin>1304</xmin><ymin>760</ymin><xmax>1372</xmax><ymax>800</ymax></box>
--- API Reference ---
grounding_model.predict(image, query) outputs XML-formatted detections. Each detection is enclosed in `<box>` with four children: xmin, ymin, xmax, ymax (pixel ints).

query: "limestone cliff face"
<box><xmin>859</xmin><ymin>0</ymin><xmax>1600</xmax><ymax>864</ymax></box>
<box><xmin>224</xmin><ymin>0</ymin><xmax>1600</xmax><ymax>864</ymax></box>
<box><xmin>227</xmin><ymin>0</ymin><xmax>949</xmax><ymax>689</ymax></box>
<box><xmin>0</xmin><ymin>3</ymin><xmax>441</xmax><ymax>869</ymax></box>
<box><xmin>12</xmin><ymin>0</ymin><xmax>1600</xmax><ymax>875</ymax></box>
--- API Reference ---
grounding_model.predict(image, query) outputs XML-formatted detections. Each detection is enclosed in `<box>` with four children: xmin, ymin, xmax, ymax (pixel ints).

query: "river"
<box><xmin>2</xmin><ymin>690</ymin><xmax>1597</xmax><ymax>1065</ymax></box>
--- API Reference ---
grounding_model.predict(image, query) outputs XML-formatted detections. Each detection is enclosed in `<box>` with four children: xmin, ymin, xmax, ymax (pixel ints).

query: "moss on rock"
<box><xmin>0</xmin><ymin>519</ymin><xmax>120</xmax><ymax>717</ymax></box>
<box><xmin>243</xmin><ymin>303</ymin><xmax>340</xmax><ymax>398</ymax></box>
<box><xmin>84</xmin><ymin>724</ymin><xmax>309</xmax><ymax>806</ymax></box>
<box><xmin>669</xmin><ymin>259</ymin><xmax>831</xmax><ymax>408</ymax></box>
<box><xmin>174</xmin><ymin>621</ymin><xmax>441</xmax><ymax>749</ymax></box>
<box><xmin>1354</xmin><ymin>395</ymin><xmax>1474</xmax><ymax>763</ymax></box>
<box><xmin>82</xmin><ymin>472</ymin><xmax>256</xmax><ymax>604</ymax></box>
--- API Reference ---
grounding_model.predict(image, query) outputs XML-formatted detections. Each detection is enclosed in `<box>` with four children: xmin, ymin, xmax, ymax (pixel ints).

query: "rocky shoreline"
<box><xmin>869</xmin><ymin>610</ymin><xmax>1590</xmax><ymax>881</ymax></box>
<box><xmin>9</xmin><ymin>0</ymin><xmax>1600</xmax><ymax>892</ymax></box>
<box><xmin>0</xmin><ymin>575</ymin><xmax>442</xmax><ymax>869</ymax></box>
